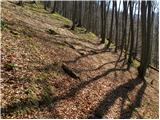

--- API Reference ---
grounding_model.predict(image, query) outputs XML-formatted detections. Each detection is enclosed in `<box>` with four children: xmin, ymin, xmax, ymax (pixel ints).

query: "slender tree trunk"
<box><xmin>107</xmin><ymin>2</ymin><xmax>115</xmax><ymax>48</ymax></box>
<box><xmin>154</xmin><ymin>13</ymin><xmax>159</xmax><ymax>68</ymax></box>
<box><xmin>51</xmin><ymin>1</ymin><xmax>57</xmax><ymax>13</ymax></box>
<box><xmin>114</xmin><ymin>1</ymin><xmax>118</xmax><ymax>52</ymax></box>
<box><xmin>88</xmin><ymin>2</ymin><xmax>92</xmax><ymax>31</ymax></box>
<box><xmin>127</xmin><ymin>1</ymin><xmax>135</xmax><ymax>70</ymax></box>
<box><xmin>146</xmin><ymin>1</ymin><xmax>152</xmax><ymax>67</ymax></box>
<box><xmin>84</xmin><ymin>1</ymin><xmax>89</xmax><ymax>32</ymax></box>
<box><xmin>44</xmin><ymin>1</ymin><xmax>51</xmax><ymax>11</ymax></box>
<box><xmin>115</xmin><ymin>1</ymin><xmax>128</xmax><ymax>68</ymax></box>
<box><xmin>77</xmin><ymin>1</ymin><xmax>82</xmax><ymax>27</ymax></box>
<box><xmin>149</xmin><ymin>8</ymin><xmax>154</xmax><ymax>65</ymax></box>
<box><xmin>125</xmin><ymin>26</ymin><xmax>130</xmax><ymax>61</ymax></box>
<box><xmin>117</xmin><ymin>1</ymin><xmax>121</xmax><ymax>49</ymax></box>
<box><xmin>100</xmin><ymin>1</ymin><xmax>106</xmax><ymax>44</ymax></box>
<box><xmin>135</xmin><ymin>2</ymin><xmax>140</xmax><ymax>58</ymax></box>
<box><xmin>71</xmin><ymin>1</ymin><xmax>77</xmax><ymax>30</ymax></box>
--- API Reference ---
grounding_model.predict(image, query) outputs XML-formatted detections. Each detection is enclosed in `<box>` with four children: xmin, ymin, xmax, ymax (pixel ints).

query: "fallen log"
<box><xmin>62</xmin><ymin>63</ymin><xmax>80</xmax><ymax>79</ymax></box>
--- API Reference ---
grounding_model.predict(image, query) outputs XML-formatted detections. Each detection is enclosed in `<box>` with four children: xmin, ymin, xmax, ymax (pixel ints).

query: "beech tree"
<box><xmin>100</xmin><ymin>1</ymin><xmax>106</xmax><ymax>44</ymax></box>
<box><xmin>71</xmin><ymin>1</ymin><xmax>77</xmax><ymax>30</ymax></box>
<box><xmin>50</xmin><ymin>1</ymin><xmax>57</xmax><ymax>13</ymax></box>
<box><xmin>138</xmin><ymin>1</ymin><xmax>152</xmax><ymax>79</ymax></box>
<box><xmin>135</xmin><ymin>1</ymin><xmax>140</xmax><ymax>58</ymax></box>
<box><xmin>127</xmin><ymin>1</ymin><xmax>135</xmax><ymax>70</ymax></box>
<box><xmin>106</xmin><ymin>1</ymin><xmax>115</xmax><ymax>48</ymax></box>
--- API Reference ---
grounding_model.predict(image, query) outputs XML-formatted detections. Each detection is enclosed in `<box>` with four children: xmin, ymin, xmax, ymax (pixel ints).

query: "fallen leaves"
<box><xmin>1</xmin><ymin>1</ymin><xmax>159</xmax><ymax>119</ymax></box>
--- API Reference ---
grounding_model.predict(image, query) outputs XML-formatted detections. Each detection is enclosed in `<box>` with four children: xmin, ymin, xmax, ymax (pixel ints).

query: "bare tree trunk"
<box><xmin>149</xmin><ymin>8</ymin><xmax>154</xmax><ymax>66</ymax></box>
<box><xmin>51</xmin><ymin>1</ymin><xmax>57</xmax><ymax>13</ymax></box>
<box><xmin>154</xmin><ymin>13</ymin><xmax>159</xmax><ymax>68</ymax></box>
<box><xmin>77</xmin><ymin>1</ymin><xmax>82</xmax><ymax>27</ymax></box>
<box><xmin>127</xmin><ymin>1</ymin><xmax>135</xmax><ymax>70</ymax></box>
<box><xmin>114</xmin><ymin>1</ymin><xmax>118</xmax><ymax>52</ymax></box>
<box><xmin>44</xmin><ymin>1</ymin><xmax>51</xmax><ymax>11</ymax></box>
<box><xmin>105</xmin><ymin>1</ymin><xmax>110</xmax><ymax>37</ymax></box>
<box><xmin>71</xmin><ymin>1</ymin><xmax>77</xmax><ymax>30</ymax></box>
<box><xmin>106</xmin><ymin>1</ymin><xmax>115</xmax><ymax>48</ymax></box>
<box><xmin>135</xmin><ymin>1</ymin><xmax>140</xmax><ymax>58</ymax></box>
<box><xmin>100</xmin><ymin>1</ymin><xmax>106</xmax><ymax>44</ymax></box>
<box><xmin>115</xmin><ymin>1</ymin><xmax>128</xmax><ymax>68</ymax></box>
<box><xmin>88</xmin><ymin>1</ymin><xmax>92</xmax><ymax>31</ymax></box>
<box><xmin>125</xmin><ymin>26</ymin><xmax>130</xmax><ymax>61</ymax></box>
<box><xmin>138</xmin><ymin>1</ymin><xmax>152</xmax><ymax>79</ymax></box>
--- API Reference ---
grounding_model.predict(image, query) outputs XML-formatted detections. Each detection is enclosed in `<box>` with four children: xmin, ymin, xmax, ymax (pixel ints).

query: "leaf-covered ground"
<box><xmin>1</xmin><ymin>2</ymin><xmax>159</xmax><ymax>119</ymax></box>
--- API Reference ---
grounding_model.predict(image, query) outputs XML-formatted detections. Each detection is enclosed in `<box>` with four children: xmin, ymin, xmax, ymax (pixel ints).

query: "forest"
<box><xmin>1</xmin><ymin>0</ymin><xmax>159</xmax><ymax>119</ymax></box>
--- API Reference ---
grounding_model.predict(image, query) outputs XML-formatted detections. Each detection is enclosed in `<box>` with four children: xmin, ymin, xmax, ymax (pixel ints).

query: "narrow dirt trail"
<box><xmin>1</xmin><ymin>2</ymin><xmax>159</xmax><ymax>119</ymax></box>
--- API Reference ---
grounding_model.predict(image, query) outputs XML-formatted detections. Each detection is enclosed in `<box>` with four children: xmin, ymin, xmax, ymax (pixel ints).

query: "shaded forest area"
<box><xmin>1</xmin><ymin>0</ymin><xmax>159</xmax><ymax>119</ymax></box>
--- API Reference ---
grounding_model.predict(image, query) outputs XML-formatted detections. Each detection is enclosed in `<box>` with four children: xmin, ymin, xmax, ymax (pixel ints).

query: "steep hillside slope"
<box><xmin>1</xmin><ymin>2</ymin><xmax>159</xmax><ymax>119</ymax></box>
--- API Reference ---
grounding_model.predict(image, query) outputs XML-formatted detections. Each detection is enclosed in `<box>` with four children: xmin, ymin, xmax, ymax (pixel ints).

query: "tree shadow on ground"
<box><xmin>119</xmin><ymin>80</ymin><xmax>146</xmax><ymax>119</ymax></box>
<box><xmin>88</xmin><ymin>77</ymin><xmax>146</xmax><ymax>119</ymax></box>
<box><xmin>73</xmin><ymin>58</ymin><xmax>125</xmax><ymax>73</ymax></box>
<box><xmin>63</xmin><ymin>49</ymin><xmax>109</xmax><ymax>64</ymax></box>
<box><xmin>1</xmin><ymin>67</ymin><xmax>127</xmax><ymax>118</ymax></box>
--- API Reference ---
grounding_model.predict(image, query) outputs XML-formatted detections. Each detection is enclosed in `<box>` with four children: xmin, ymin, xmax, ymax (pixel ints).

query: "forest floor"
<box><xmin>1</xmin><ymin>2</ymin><xmax>159</xmax><ymax>119</ymax></box>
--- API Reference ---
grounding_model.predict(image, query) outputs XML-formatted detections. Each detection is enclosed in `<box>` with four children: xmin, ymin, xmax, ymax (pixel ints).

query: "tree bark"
<box><xmin>114</xmin><ymin>1</ymin><xmax>118</xmax><ymax>52</ymax></box>
<box><xmin>127</xmin><ymin>1</ymin><xmax>135</xmax><ymax>70</ymax></box>
<box><xmin>100</xmin><ymin>1</ymin><xmax>106</xmax><ymax>44</ymax></box>
<box><xmin>71</xmin><ymin>1</ymin><xmax>77</xmax><ymax>30</ymax></box>
<box><xmin>138</xmin><ymin>1</ymin><xmax>152</xmax><ymax>79</ymax></box>
<box><xmin>50</xmin><ymin>1</ymin><xmax>57</xmax><ymax>13</ymax></box>
<box><xmin>135</xmin><ymin>2</ymin><xmax>140</xmax><ymax>58</ymax></box>
<box><xmin>77</xmin><ymin>1</ymin><xmax>82</xmax><ymax>27</ymax></box>
<box><xmin>106</xmin><ymin>2</ymin><xmax>115</xmax><ymax>48</ymax></box>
